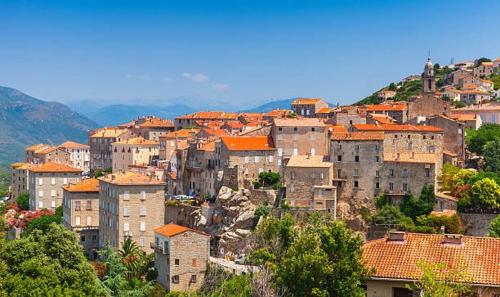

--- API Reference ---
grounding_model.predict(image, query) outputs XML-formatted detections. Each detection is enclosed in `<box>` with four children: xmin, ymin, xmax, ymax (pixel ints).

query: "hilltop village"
<box><xmin>3</xmin><ymin>58</ymin><xmax>500</xmax><ymax>296</ymax></box>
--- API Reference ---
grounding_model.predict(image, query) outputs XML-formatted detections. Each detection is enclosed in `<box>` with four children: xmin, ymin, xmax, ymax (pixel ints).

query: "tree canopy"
<box><xmin>465</xmin><ymin>124</ymin><xmax>500</xmax><ymax>155</ymax></box>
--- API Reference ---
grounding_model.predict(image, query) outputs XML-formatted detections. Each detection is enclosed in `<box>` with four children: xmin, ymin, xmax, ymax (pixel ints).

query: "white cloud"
<box><xmin>213</xmin><ymin>83</ymin><xmax>230</xmax><ymax>91</ymax></box>
<box><xmin>182</xmin><ymin>72</ymin><xmax>209</xmax><ymax>82</ymax></box>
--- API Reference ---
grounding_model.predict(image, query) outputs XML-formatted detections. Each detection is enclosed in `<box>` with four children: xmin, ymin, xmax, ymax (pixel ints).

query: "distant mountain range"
<box><xmin>241</xmin><ymin>98</ymin><xmax>295</xmax><ymax>112</ymax></box>
<box><xmin>0</xmin><ymin>86</ymin><xmax>98</xmax><ymax>165</ymax></box>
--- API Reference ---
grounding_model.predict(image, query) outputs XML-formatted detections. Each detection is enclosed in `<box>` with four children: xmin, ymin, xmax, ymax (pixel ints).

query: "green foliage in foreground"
<box><xmin>489</xmin><ymin>215</ymin><xmax>500</xmax><ymax>238</ymax></box>
<box><xmin>16</xmin><ymin>192</ymin><xmax>29</xmax><ymax>210</ymax></box>
<box><xmin>408</xmin><ymin>261</ymin><xmax>470</xmax><ymax>297</ymax></box>
<box><xmin>0</xmin><ymin>223</ymin><xmax>104</xmax><ymax>296</ymax></box>
<box><xmin>465</xmin><ymin>124</ymin><xmax>500</xmax><ymax>155</ymax></box>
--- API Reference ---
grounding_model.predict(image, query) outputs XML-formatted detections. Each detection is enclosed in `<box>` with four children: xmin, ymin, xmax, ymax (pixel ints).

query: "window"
<box><xmin>389</xmin><ymin>183</ymin><xmax>394</xmax><ymax>191</ymax></box>
<box><xmin>375</xmin><ymin>182</ymin><xmax>380</xmax><ymax>189</ymax></box>
<box><xmin>175</xmin><ymin>259</ymin><xmax>180</xmax><ymax>265</ymax></box>
<box><xmin>39</xmin><ymin>178</ymin><xmax>43</xmax><ymax>185</ymax></box>
<box><xmin>337</xmin><ymin>169</ymin><xmax>342</xmax><ymax>178</ymax></box>
<box><xmin>293</xmin><ymin>127</ymin><xmax>298</xmax><ymax>132</ymax></box>
<box><xmin>86</xmin><ymin>216</ymin><xmax>92</xmax><ymax>226</ymax></box>
<box><xmin>403</xmin><ymin>183</ymin><xmax>408</xmax><ymax>192</ymax></box>
<box><xmin>140</xmin><ymin>207</ymin><xmax>147</xmax><ymax>216</ymax></box>
<box><xmin>124</xmin><ymin>222</ymin><xmax>130</xmax><ymax>232</ymax></box>
<box><xmin>389</xmin><ymin>169</ymin><xmax>395</xmax><ymax>177</ymax></box>
<box><xmin>293</xmin><ymin>148</ymin><xmax>298</xmax><ymax>156</ymax></box>
<box><xmin>278</xmin><ymin>148</ymin><xmax>283</xmax><ymax>156</ymax></box>
<box><xmin>402</xmin><ymin>169</ymin><xmax>408</xmax><ymax>177</ymax></box>
<box><xmin>353</xmin><ymin>169</ymin><xmax>359</xmax><ymax>177</ymax></box>
<box><xmin>51</xmin><ymin>178</ymin><xmax>56</xmax><ymax>185</ymax></box>
<box><xmin>268</xmin><ymin>155</ymin><xmax>273</xmax><ymax>162</ymax></box>
<box><xmin>75</xmin><ymin>201</ymin><xmax>81</xmax><ymax>211</ymax></box>
<box><xmin>140</xmin><ymin>221</ymin><xmax>146</xmax><ymax>231</ymax></box>
<box><xmin>354</xmin><ymin>181</ymin><xmax>359</xmax><ymax>188</ymax></box>
<box><xmin>337</xmin><ymin>155</ymin><xmax>342</xmax><ymax>162</ymax></box>
<box><xmin>38</xmin><ymin>201</ymin><xmax>44</xmax><ymax>208</ymax></box>
<box><xmin>355</xmin><ymin>145</ymin><xmax>360</xmax><ymax>151</ymax></box>
<box><xmin>86</xmin><ymin>200</ymin><xmax>92</xmax><ymax>210</ymax></box>
<box><xmin>244</xmin><ymin>156</ymin><xmax>249</xmax><ymax>163</ymax></box>
<box><xmin>354</xmin><ymin>155</ymin><xmax>359</xmax><ymax>162</ymax></box>
<box><xmin>124</xmin><ymin>191</ymin><xmax>130</xmax><ymax>200</ymax></box>
<box><xmin>255</xmin><ymin>156</ymin><xmax>260</xmax><ymax>162</ymax></box>
<box><xmin>75</xmin><ymin>216</ymin><xmax>81</xmax><ymax>226</ymax></box>
<box><xmin>124</xmin><ymin>207</ymin><xmax>129</xmax><ymax>216</ymax></box>
<box><xmin>425</xmin><ymin>168</ymin><xmax>430</xmax><ymax>177</ymax></box>
<box><xmin>51</xmin><ymin>190</ymin><xmax>56</xmax><ymax>197</ymax></box>
<box><xmin>140</xmin><ymin>191</ymin><xmax>146</xmax><ymax>200</ymax></box>
<box><xmin>376</xmin><ymin>156</ymin><xmax>380</xmax><ymax>162</ymax></box>
<box><xmin>172</xmin><ymin>275</ymin><xmax>179</xmax><ymax>284</ymax></box>
<box><xmin>191</xmin><ymin>275</ymin><xmax>197</xmax><ymax>283</ymax></box>
<box><xmin>375</xmin><ymin>170</ymin><xmax>380</xmax><ymax>177</ymax></box>
<box><xmin>63</xmin><ymin>178</ymin><xmax>68</xmax><ymax>185</ymax></box>
<box><xmin>51</xmin><ymin>200</ymin><xmax>56</xmax><ymax>208</ymax></box>
<box><xmin>139</xmin><ymin>237</ymin><xmax>145</xmax><ymax>247</ymax></box>
<box><xmin>81</xmin><ymin>235</ymin><xmax>86</xmax><ymax>242</ymax></box>
<box><xmin>38</xmin><ymin>190</ymin><xmax>44</xmax><ymax>197</ymax></box>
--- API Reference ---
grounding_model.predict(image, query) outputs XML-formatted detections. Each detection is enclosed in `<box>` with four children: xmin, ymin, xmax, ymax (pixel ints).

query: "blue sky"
<box><xmin>0</xmin><ymin>0</ymin><xmax>499</xmax><ymax>109</ymax></box>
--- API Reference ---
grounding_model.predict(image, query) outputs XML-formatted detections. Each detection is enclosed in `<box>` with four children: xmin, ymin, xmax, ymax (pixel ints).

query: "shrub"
<box><xmin>253</xmin><ymin>180</ymin><xmax>262</xmax><ymax>189</ymax></box>
<box><xmin>416</xmin><ymin>214</ymin><xmax>462</xmax><ymax>234</ymax></box>
<box><xmin>488</xmin><ymin>215</ymin><xmax>500</xmax><ymax>237</ymax></box>
<box><xmin>259</xmin><ymin>172</ymin><xmax>280</xmax><ymax>187</ymax></box>
<box><xmin>16</xmin><ymin>192</ymin><xmax>29</xmax><ymax>210</ymax></box>
<box><xmin>375</xmin><ymin>193</ymin><xmax>389</xmax><ymax>209</ymax></box>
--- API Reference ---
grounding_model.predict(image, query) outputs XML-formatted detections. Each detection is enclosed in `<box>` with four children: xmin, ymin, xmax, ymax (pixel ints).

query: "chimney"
<box><xmin>387</xmin><ymin>230</ymin><xmax>405</xmax><ymax>242</ymax></box>
<box><xmin>442</xmin><ymin>234</ymin><xmax>463</xmax><ymax>245</ymax></box>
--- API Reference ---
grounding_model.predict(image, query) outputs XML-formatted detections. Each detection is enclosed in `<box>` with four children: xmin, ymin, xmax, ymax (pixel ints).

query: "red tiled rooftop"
<box><xmin>364</xmin><ymin>103</ymin><xmax>407</xmax><ymax>112</ymax></box>
<box><xmin>64</xmin><ymin>178</ymin><xmax>99</xmax><ymax>192</ymax></box>
<box><xmin>30</xmin><ymin>162</ymin><xmax>82</xmax><ymax>173</ymax></box>
<box><xmin>353</xmin><ymin>123</ymin><xmax>443</xmax><ymax>133</ymax></box>
<box><xmin>292</xmin><ymin>98</ymin><xmax>324</xmax><ymax>105</ymax></box>
<box><xmin>221</xmin><ymin>136</ymin><xmax>274</xmax><ymax>151</ymax></box>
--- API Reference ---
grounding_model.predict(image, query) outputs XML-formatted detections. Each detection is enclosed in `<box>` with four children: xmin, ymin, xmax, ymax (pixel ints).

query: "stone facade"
<box><xmin>98</xmin><ymin>171</ymin><xmax>165</xmax><ymax>252</ymax></box>
<box><xmin>111</xmin><ymin>137</ymin><xmax>159</xmax><ymax>172</ymax></box>
<box><xmin>407</xmin><ymin>94</ymin><xmax>451</xmax><ymax>121</ymax></box>
<box><xmin>290</xmin><ymin>98</ymin><xmax>328</xmax><ymax>117</ymax></box>
<box><xmin>89</xmin><ymin>127</ymin><xmax>132</xmax><ymax>172</ymax></box>
<box><xmin>28</xmin><ymin>163</ymin><xmax>82</xmax><ymax>211</ymax></box>
<box><xmin>153</xmin><ymin>225</ymin><xmax>210</xmax><ymax>293</ymax></box>
<box><xmin>58</xmin><ymin>141</ymin><xmax>91</xmax><ymax>175</ymax></box>
<box><xmin>10</xmin><ymin>163</ymin><xmax>30</xmax><ymax>200</ymax></box>
<box><xmin>62</xmin><ymin>178</ymin><xmax>100</xmax><ymax>258</ymax></box>
<box><xmin>424</xmin><ymin>115</ymin><xmax>465</xmax><ymax>162</ymax></box>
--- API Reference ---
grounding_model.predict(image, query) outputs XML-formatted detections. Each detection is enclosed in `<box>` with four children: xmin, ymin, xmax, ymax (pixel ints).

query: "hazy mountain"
<box><xmin>241</xmin><ymin>98</ymin><xmax>295</xmax><ymax>112</ymax></box>
<box><xmin>0</xmin><ymin>86</ymin><xmax>98</xmax><ymax>165</ymax></box>
<box><xmin>72</xmin><ymin>103</ymin><xmax>198</xmax><ymax>126</ymax></box>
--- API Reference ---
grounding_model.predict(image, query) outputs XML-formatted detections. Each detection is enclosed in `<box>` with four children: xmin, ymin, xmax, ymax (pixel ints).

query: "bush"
<box><xmin>488</xmin><ymin>215</ymin><xmax>500</xmax><ymax>237</ymax></box>
<box><xmin>23</xmin><ymin>214</ymin><xmax>62</xmax><ymax>235</ymax></box>
<box><xmin>16</xmin><ymin>192</ymin><xmax>29</xmax><ymax>210</ymax></box>
<box><xmin>416</xmin><ymin>214</ymin><xmax>462</xmax><ymax>234</ymax></box>
<box><xmin>470</xmin><ymin>178</ymin><xmax>500</xmax><ymax>210</ymax></box>
<box><xmin>400</xmin><ymin>193</ymin><xmax>434</xmax><ymax>221</ymax></box>
<box><xmin>375</xmin><ymin>193</ymin><xmax>389</xmax><ymax>209</ymax></box>
<box><xmin>253</xmin><ymin>180</ymin><xmax>262</xmax><ymax>189</ymax></box>
<box><xmin>258</xmin><ymin>172</ymin><xmax>280</xmax><ymax>187</ymax></box>
<box><xmin>465</xmin><ymin>124</ymin><xmax>500</xmax><ymax>154</ymax></box>
<box><xmin>372</xmin><ymin>205</ymin><xmax>414</xmax><ymax>230</ymax></box>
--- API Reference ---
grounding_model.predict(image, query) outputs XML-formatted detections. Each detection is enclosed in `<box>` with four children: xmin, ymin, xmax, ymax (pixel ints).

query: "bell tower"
<box><xmin>421</xmin><ymin>58</ymin><xmax>436</xmax><ymax>94</ymax></box>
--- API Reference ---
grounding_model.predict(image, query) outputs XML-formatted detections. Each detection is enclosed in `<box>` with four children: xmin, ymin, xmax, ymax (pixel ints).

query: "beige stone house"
<box><xmin>473</xmin><ymin>61</ymin><xmax>494</xmax><ymax>78</ymax></box>
<box><xmin>89</xmin><ymin>127</ymin><xmax>131</xmax><ymax>172</ymax></box>
<box><xmin>62</xmin><ymin>178</ymin><xmax>100</xmax><ymax>258</ymax></box>
<box><xmin>185</xmin><ymin>141</ymin><xmax>218</xmax><ymax>198</ymax></box>
<box><xmin>451</xmin><ymin>102</ymin><xmax>500</xmax><ymax>125</ymax></box>
<box><xmin>216</xmin><ymin>136</ymin><xmax>277</xmax><ymax>189</ymax></box>
<box><xmin>28</xmin><ymin>162</ymin><xmax>82</xmax><ymax>210</ymax></box>
<box><xmin>290</xmin><ymin>98</ymin><xmax>328</xmax><ymax>117</ymax></box>
<box><xmin>58</xmin><ymin>141</ymin><xmax>91</xmax><ymax>174</ymax></box>
<box><xmin>284</xmin><ymin>155</ymin><xmax>337</xmax><ymax>213</ymax></box>
<box><xmin>271</xmin><ymin>118</ymin><xmax>328</xmax><ymax>163</ymax></box>
<box><xmin>159</xmin><ymin>128</ymin><xmax>200</xmax><ymax>161</ymax></box>
<box><xmin>98</xmin><ymin>171</ymin><xmax>165</xmax><ymax>252</ymax></box>
<box><xmin>111</xmin><ymin>137</ymin><xmax>159</xmax><ymax>172</ymax></box>
<box><xmin>153</xmin><ymin>224</ymin><xmax>210</xmax><ymax>293</ymax></box>
<box><xmin>35</xmin><ymin>146</ymin><xmax>71</xmax><ymax>165</ymax></box>
<box><xmin>174</xmin><ymin>111</ymin><xmax>238</xmax><ymax>130</ymax></box>
<box><xmin>362</xmin><ymin>103</ymin><xmax>408</xmax><ymax>124</ymax></box>
<box><xmin>25</xmin><ymin>143</ymin><xmax>51</xmax><ymax>164</ymax></box>
<box><xmin>424</xmin><ymin>115</ymin><xmax>465</xmax><ymax>165</ymax></box>
<box><xmin>10</xmin><ymin>162</ymin><xmax>31</xmax><ymax>200</ymax></box>
<box><xmin>363</xmin><ymin>232</ymin><xmax>500</xmax><ymax>297</ymax></box>
<box><xmin>130</xmin><ymin>116</ymin><xmax>175</xmax><ymax>141</ymax></box>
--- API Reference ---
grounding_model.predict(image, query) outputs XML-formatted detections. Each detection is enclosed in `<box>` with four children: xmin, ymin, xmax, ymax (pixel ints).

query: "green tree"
<box><xmin>400</xmin><ymin>193</ymin><xmax>434</xmax><ymax>221</ymax></box>
<box><xmin>488</xmin><ymin>215</ymin><xmax>500</xmax><ymax>238</ymax></box>
<box><xmin>471</xmin><ymin>178</ymin><xmax>500</xmax><ymax>210</ymax></box>
<box><xmin>372</xmin><ymin>205</ymin><xmax>414</xmax><ymax>229</ymax></box>
<box><xmin>16</xmin><ymin>192</ymin><xmax>30</xmax><ymax>210</ymax></box>
<box><xmin>465</xmin><ymin>124</ymin><xmax>500</xmax><ymax>155</ymax></box>
<box><xmin>439</xmin><ymin>163</ymin><xmax>460</xmax><ymax>191</ymax></box>
<box><xmin>475</xmin><ymin>57</ymin><xmax>491</xmax><ymax>66</ymax></box>
<box><xmin>0</xmin><ymin>223</ymin><xmax>104</xmax><ymax>295</ymax></box>
<box><xmin>483</xmin><ymin>139</ymin><xmax>500</xmax><ymax>175</ymax></box>
<box><xmin>258</xmin><ymin>172</ymin><xmax>280</xmax><ymax>187</ymax></box>
<box><xmin>408</xmin><ymin>261</ymin><xmax>470</xmax><ymax>297</ymax></box>
<box><xmin>211</xmin><ymin>274</ymin><xmax>252</xmax><ymax>297</ymax></box>
<box><xmin>24</xmin><ymin>214</ymin><xmax>62</xmax><ymax>235</ymax></box>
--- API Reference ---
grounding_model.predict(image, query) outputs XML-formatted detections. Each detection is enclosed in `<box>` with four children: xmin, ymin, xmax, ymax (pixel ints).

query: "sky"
<box><xmin>0</xmin><ymin>0</ymin><xmax>499</xmax><ymax>109</ymax></box>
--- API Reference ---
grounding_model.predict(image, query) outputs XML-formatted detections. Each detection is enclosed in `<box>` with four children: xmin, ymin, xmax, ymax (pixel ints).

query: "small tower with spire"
<box><xmin>421</xmin><ymin>58</ymin><xmax>436</xmax><ymax>94</ymax></box>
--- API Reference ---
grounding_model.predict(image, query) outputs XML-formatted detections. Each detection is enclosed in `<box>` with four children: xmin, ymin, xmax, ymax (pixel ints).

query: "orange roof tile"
<box><xmin>223</xmin><ymin>121</ymin><xmax>244</xmax><ymax>129</ymax></box>
<box><xmin>363</xmin><ymin>232</ymin><xmax>500</xmax><ymax>286</ymax></box>
<box><xmin>316</xmin><ymin>107</ymin><xmax>334</xmax><ymax>114</ymax></box>
<box><xmin>292</xmin><ymin>98</ymin><xmax>324</xmax><ymax>105</ymax></box>
<box><xmin>11</xmin><ymin>162</ymin><xmax>31</xmax><ymax>170</ymax></box>
<box><xmin>154</xmin><ymin>223</ymin><xmax>206</xmax><ymax>237</ymax></box>
<box><xmin>30</xmin><ymin>162</ymin><xmax>82</xmax><ymax>173</ymax></box>
<box><xmin>449</xmin><ymin>113</ymin><xmax>477</xmax><ymax>121</ymax></box>
<box><xmin>59</xmin><ymin>141</ymin><xmax>89</xmax><ymax>149</ymax></box>
<box><xmin>176</xmin><ymin>111</ymin><xmax>238</xmax><ymax>120</ymax></box>
<box><xmin>99</xmin><ymin>171</ymin><xmax>165</xmax><ymax>186</ymax></box>
<box><xmin>64</xmin><ymin>178</ymin><xmax>99</xmax><ymax>192</ymax></box>
<box><xmin>221</xmin><ymin>136</ymin><xmax>274</xmax><ymax>151</ymax></box>
<box><xmin>332</xmin><ymin>132</ymin><xmax>384</xmax><ymax>141</ymax></box>
<box><xmin>327</xmin><ymin>125</ymin><xmax>348</xmax><ymax>133</ymax></box>
<box><xmin>25</xmin><ymin>143</ymin><xmax>51</xmax><ymax>152</ymax></box>
<box><xmin>138</xmin><ymin>117</ymin><xmax>174</xmax><ymax>128</ymax></box>
<box><xmin>163</xmin><ymin>128</ymin><xmax>200</xmax><ymax>139</ymax></box>
<box><xmin>353</xmin><ymin>123</ymin><xmax>443</xmax><ymax>133</ymax></box>
<box><xmin>264</xmin><ymin>109</ymin><xmax>291</xmax><ymax>118</ymax></box>
<box><xmin>364</xmin><ymin>103</ymin><xmax>407</xmax><ymax>112</ymax></box>
<box><xmin>113</xmin><ymin>137</ymin><xmax>158</xmax><ymax>146</ymax></box>
<box><xmin>199</xmin><ymin>141</ymin><xmax>216</xmax><ymax>152</ymax></box>
<box><xmin>90</xmin><ymin>127</ymin><xmax>128</xmax><ymax>138</ymax></box>
<box><xmin>201</xmin><ymin>128</ymin><xmax>229</xmax><ymax>137</ymax></box>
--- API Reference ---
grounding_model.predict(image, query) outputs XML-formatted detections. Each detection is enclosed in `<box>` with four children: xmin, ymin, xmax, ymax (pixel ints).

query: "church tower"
<box><xmin>421</xmin><ymin>58</ymin><xmax>436</xmax><ymax>94</ymax></box>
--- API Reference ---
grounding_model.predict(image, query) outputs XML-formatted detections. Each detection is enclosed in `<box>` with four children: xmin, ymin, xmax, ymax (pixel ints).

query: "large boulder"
<box><xmin>234</xmin><ymin>210</ymin><xmax>255</xmax><ymax>229</ymax></box>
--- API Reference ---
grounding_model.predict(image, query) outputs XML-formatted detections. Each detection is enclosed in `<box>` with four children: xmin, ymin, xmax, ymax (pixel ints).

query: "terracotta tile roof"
<box><xmin>113</xmin><ymin>137</ymin><xmax>158</xmax><ymax>146</ymax></box>
<box><xmin>480</xmin><ymin>61</ymin><xmax>493</xmax><ymax>67</ymax></box>
<box><xmin>176</xmin><ymin>111</ymin><xmax>238</xmax><ymax>120</ymax></box>
<box><xmin>11</xmin><ymin>162</ymin><xmax>31</xmax><ymax>170</ymax></box>
<box><xmin>363</xmin><ymin>232</ymin><xmax>500</xmax><ymax>286</ymax></box>
<box><xmin>138</xmin><ymin>117</ymin><xmax>174</xmax><ymax>128</ymax></box>
<box><xmin>332</xmin><ymin>132</ymin><xmax>384</xmax><ymax>141</ymax></box>
<box><xmin>449</xmin><ymin>113</ymin><xmax>477</xmax><ymax>121</ymax></box>
<box><xmin>99</xmin><ymin>171</ymin><xmax>165</xmax><ymax>186</ymax></box>
<box><xmin>453</xmin><ymin>102</ymin><xmax>500</xmax><ymax>111</ymax></box>
<box><xmin>223</xmin><ymin>121</ymin><xmax>244</xmax><ymax>129</ymax></box>
<box><xmin>265</xmin><ymin>109</ymin><xmax>291</xmax><ymax>118</ymax></box>
<box><xmin>30</xmin><ymin>162</ymin><xmax>82</xmax><ymax>173</ymax></box>
<box><xmin>154</xmin><ymin>223</ymin><xmax>208</xmax><ymax>237</ymax></box>
<box><xmin>316</xmin><ymin>107</ymin><xmax>334</xmax><ymax>114</ymax></box>
<box><xmin>201</xmin><ymin>128</ymin><xmax>229</xmax><ymax>137</ymax></box>
<box><xmin>286</xmin><ymin>155</ymin><xmax>332</xmax><ymax>168</ymax></box>
<box><xmin>383</xmin><ymin>152</ymin><xmax>438</xmax><ymax>164</ymax></box>
<box><xmin>25</xmin><ymin>143</ymin><xmax>51</xmax><ymax>152</ymax></box>
<box><xmin>90</xmin><ymin>127</ymin><xmax>128</xmax><ymax>138</ymax></box>
<box><xmin>353</xmin><ymin>123</ymin><xmax>443</xmax><ymax>133</ymax></box>
<box><xmin>36</xmin><ymin>146</ymin><xmax>61</xmax><ymax>155</ymax></box>
<box><xmin>327</xmin><ymin>125</ymin><xmax>348</xmax><ymax>133</ymax></box>
<box><xmin>221</xmin><ymin>136</ymin><xmax>274</xmax><ymax>151</ymax></box>
<box><xmin>163</xmin><ymin>128</ymin><xmax>200</xmax><ymax>139</ymax></box>
<box><xmin>273</xmin><ymin>118</ymin><xmax>325</xmax><ymax>127</ymax></box>
<box><xmin>58</xmin><ymin>141</ymin><xmax>89</xmax><ymax>149</ymax></box>
<box><xmin>64</xmin><ymin>178</ymin><xmax>99</xmax><ymax>192</ymax></box>
<box><xmin>364</xmin><ymin>103</ymin><xmax>407</xmax><ymax>112</ymax></box>
<box><xmin>199</xmin><ymin>141</ymin><xmax>215</xmax><ymax>152</ymax></box>
<box><xmin>292</xmin><ymin>98</ymin><xmax>325</xmax><ymax>105</ymax></box>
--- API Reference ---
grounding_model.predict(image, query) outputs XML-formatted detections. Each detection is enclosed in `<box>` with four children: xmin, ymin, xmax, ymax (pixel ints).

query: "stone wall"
<box><xmin>165</xmin><ymin>204</ymin><xmax>200</xmax><ymax>228</ymax></box>
<box><xmin>460</xmin><ymin>213</ymin><xmax>498</xmax><ymax>236</ymax></box>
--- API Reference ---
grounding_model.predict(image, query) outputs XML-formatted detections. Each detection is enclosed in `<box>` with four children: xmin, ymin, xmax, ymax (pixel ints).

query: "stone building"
<box><xmin>10</xmin><ymin>162</ymin><xmax>31</xmax><ymax>200</ymax></box>
<box><xmin>473</xmin><ymin>61</ymin><xmax>494</xmax><ymax>78</ymax></box>
<box><xmin>111</xmin><ymin>137</ymin><xmax>159</xmax><ymax>172</ymax></box>
<box><xmin>363</xmin><ymin>232</ymin><xmax>500</xmax><ymax>297</ymax></box>
<box><xmin>291</xmin><ymin>98</ymin><xmax>329</xmax><ymax>117</ymax></box>
<box><xmin>159</xmin><ymin>128</ymin><xmax>200</xmax><ymax>161</ymax></box>
<box><xmin>89</xmin><ymin>127</ymin><xmax>131</xmax><ymax>172</ymax></box>
<box><xmin>216</xmin><ymin>136</ymin><xmax>277</xmax><ymax>189</ymax></box>
<box><xmin>98</xmin><ymin>171</ymin><xmax>165</xmax><ymax>252</ymax></box>
<box><xmin>424</xmin><ymin>115</ymin><xmax>465</xmax><ymax>164</ymax></box>
<box><xmin>284</xmin><ymin>155</ymin><xmax>336</xmax><ymax>213</ymax></box>
<box><xmin>58</xmin><ymin>141</ymin><xmax>91</xmax><ymax>175</ymax></box>
<box><xmin>33</xmin><ymin>146</ymin><xmax>71</xmax><ymax>165</ymax></box>
<box><xmin>28</xmin><ymin>162</ymin><xmax>82</xmax><ymax>211</ymax></box>
<box><xmin>130</xmin><ymin>116</ymin><xmax>175</xmax><ymax>141</ymax></box>
<box><xmin>62</xmin><ymin>178</ymin><xmax>100</xmax><ymax>258</ymax></box>
<box><xmin>174</xmin><ymin>111</ymin><xmax>238</xmax><ymax>130</ymax></box>
<box><xmin>451</xmin><ymin>102</ymin><xmax>500</xmax><ymax>125</ymax></box>
<box><xmin>326</xmin><ymin>107</ymin><xmax>367</xmax><ymax>128</ymax></box>
<box><xmin>185</xmin><ymin>141</ymin><xmax>218</xmax><ymax>198</ymax></box>
<box><xmin>271</xmin><ymin>118</ymin><xmax>328</xmax><ymax>163</ymax></box>
<box><xmin>362</xmin><ymin>103</ymin><xmax>408</xmax><ymax>124</ymax></box>
<box><xmin>25</xmin><ymin>143</ymin><xmax>51</xmax><ymax>164</ymax></box>
<box><xmin>153</xmin><ymin>224</ymin><xmax>210</xmax><ymax>293</ymax></box>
